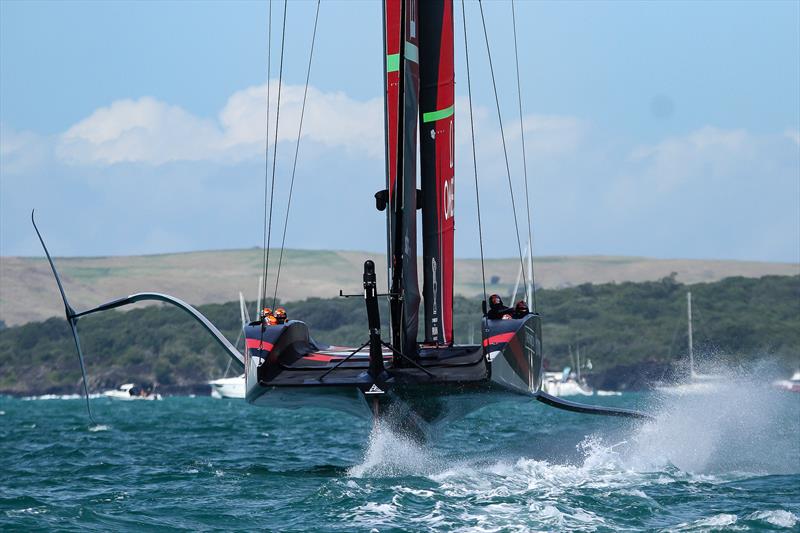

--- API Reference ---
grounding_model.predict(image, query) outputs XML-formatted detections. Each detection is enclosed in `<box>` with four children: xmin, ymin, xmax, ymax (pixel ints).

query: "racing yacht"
<box><xmin>33</xmin><ymin>0</ymin><xmax>649</xmax><ymax>435</ymax></box>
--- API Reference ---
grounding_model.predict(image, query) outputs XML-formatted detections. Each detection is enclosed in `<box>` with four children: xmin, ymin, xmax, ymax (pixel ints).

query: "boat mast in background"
<box><xmin>687</xmin><ymin>290</ymin><xmax>694</xmax><ymax>378</ymax></box>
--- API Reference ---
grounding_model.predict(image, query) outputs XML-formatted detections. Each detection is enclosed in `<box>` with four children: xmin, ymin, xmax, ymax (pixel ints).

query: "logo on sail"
<box><xmin>443</xmin><ymin>177</ymin><xmax>455</xmax><ymax>220</ymax></box>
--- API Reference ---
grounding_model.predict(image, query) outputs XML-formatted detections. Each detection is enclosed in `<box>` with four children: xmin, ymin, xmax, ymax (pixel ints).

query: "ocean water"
<box><xmin>1</xmin><ymin>382</ymin><xmax>798</xmax><ymax>531</ymax></box>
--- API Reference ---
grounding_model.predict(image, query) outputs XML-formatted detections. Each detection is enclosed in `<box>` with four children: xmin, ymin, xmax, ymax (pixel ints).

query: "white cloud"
<box><xmin>53</xmin><ymin>86</ymin><xmax>583</xmax><ymax>169</ymax></box>
<box><xmin>452</xmin><ymin>96</ymin><xmax>587</xmax><ymax>156</ymax></box>
<box><xmin>0</xmin><ymin>123</ymin><xmax>50</xmax><ymax>174</ymax></box>
<box><xmin>56</xmin><ymin>82</ymin><xmax>384</xmax><ymax>166</ymax></box>
<box><xmin>785</xmin><ymin>128</ymin><xmax>800</xmax><ymax>147</ymax></box>
<box><xmin>627</xmin><ymin>126</ymin><xmax>755</xmax><ymax>193</ymax></box>
<box><xmin>58</xmin><ymin>98</ymin><xmax>224</xmax><ymax>165</ymax></box>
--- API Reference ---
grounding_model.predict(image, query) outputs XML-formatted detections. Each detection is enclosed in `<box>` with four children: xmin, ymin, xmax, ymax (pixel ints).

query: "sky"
<box><xmin>1</xmin><ymin>0</ymin><xmax>798</xmax><ymax>263</ymax></box>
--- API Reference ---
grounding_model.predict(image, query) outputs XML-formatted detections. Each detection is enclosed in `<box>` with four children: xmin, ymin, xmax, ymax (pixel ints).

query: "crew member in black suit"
<box><xmin>487</xmin><ymin>294</ymin><xmax>514</xmax><ymax>319</ymax></box>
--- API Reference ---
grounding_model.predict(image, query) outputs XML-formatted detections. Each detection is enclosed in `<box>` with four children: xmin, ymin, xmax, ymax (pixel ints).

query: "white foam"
<box><xmin>748</xmin><ymin>510</ymin><xmax>798</xmax><ymax>528</ymax></box>
<box><xmin>5</xmin><ymin>507</ymin><xmax>47</xmax><ymax>517</ymax></box>
<box><xmin>89</xmin><ymin>424</ymin><xmax>110</xmax><ymax>432</ymax></box>
<box><xmin>349</xmin><ymin>422</ymin><xmax>443</xmax><ymax>478</ymax></box>
<box><xmin>696</xmin><ymin>513</ymin><xmax>738</xmax><ymax>527</ymax></box>
<box><xmin>22</xmin><ymin>393</ymin><xmax>103</xmax><ymax>401</ymax></box>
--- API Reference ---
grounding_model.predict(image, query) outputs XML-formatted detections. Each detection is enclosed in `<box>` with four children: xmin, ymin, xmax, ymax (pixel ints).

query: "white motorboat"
<box><xmin>773</xmin><ymin>371</ymin><xmax>800</xmax><ymax>393</ymax></box>
<box><xmin>209</xmin><ymin>374</ymin><xmax>245</xmax><ymax>399</ymax></box>
<box><xmin>102</xmin><ymin>383</ymin><xmax>162</xmax><ymax>401</ymax></box>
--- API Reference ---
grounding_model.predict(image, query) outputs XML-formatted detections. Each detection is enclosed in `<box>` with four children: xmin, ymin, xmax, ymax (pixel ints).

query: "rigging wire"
<box><xmin>460</xmin><ymin>0</ymin><xmax>488</xmax><ymax>313</ymax></box>
<box><xmin>272</xmin><ymin>0</ymin><xmax>321</xmax><ymax>307</ymax></box>
<box><xmin>259</xmin><ymin>0</ymin><xmax>273</xmax><ymax>314</ymax></box>
<box><xmin>477</xmin><ymin>0</ymin><xmax>528</xmax><ymax>298</ymax></box>
<box><xmin>262</xmin><ymin>0</ymin><xmax>288</xmax><ymax>310</ymax></box>
<box><xmin>511</xmin><ymin>0</ymin><xmax>538</xmax><ymax>313</ymax></box>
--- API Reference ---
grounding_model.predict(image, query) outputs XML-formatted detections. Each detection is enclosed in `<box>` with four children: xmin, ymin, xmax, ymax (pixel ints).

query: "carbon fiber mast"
<box><xmin>31</xmin><ymin>211</ymin><xmax>244</xmax><ymax>422</ymax></box>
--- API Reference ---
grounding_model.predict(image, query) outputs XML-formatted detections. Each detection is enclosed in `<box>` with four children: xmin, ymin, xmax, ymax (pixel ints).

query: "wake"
<box><xmin>350</xmin><ymin>361</ymin><xmax>799</xmax><ymax>480</ymax></box>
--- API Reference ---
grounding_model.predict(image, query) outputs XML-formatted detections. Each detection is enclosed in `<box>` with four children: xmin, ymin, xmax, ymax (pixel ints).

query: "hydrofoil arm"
<box><xmin>535</xmin><ymin>391</ymin><xmax>653</xmax><ymax>420</ymax></box>
<box><xmin>32</xmin><ymin>211</ymin><xmax>244</xmax><ymax>424</ymax></box>
<box><xmin>71</xmin><ymin>292</ymin><xmax>244</xmax><ymax>368</ymax></box>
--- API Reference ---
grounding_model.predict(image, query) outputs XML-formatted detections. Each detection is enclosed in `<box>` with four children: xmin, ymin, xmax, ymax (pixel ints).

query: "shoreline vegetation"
<box><xmin>1</xmin><ymin>275</ymin><xmax>797</xmax><ymax>396</ymax></box>
<box><xmin>3</xmin><ymin>250</ymin><xmax>797</xmax><ymax>327</ymax></box>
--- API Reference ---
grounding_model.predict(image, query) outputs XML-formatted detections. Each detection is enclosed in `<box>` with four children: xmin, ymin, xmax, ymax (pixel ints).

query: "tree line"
<box><xmin>1</xmin><ymin>275</ymin><xmax>796</xmax><ymax>394</ymax></box>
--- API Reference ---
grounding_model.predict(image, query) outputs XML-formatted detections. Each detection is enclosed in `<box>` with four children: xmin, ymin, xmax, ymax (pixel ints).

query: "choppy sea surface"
<box><xmin>1</xmin><ymin>380</ymin><xmax>798</xmax><ymax>531</ymax></box>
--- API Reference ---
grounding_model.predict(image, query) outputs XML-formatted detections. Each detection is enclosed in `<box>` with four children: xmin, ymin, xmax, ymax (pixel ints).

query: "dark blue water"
<box><xmin>2</xmin><ymin>383</ymin><xmax>798</xmax><ymax>531</ymax></box>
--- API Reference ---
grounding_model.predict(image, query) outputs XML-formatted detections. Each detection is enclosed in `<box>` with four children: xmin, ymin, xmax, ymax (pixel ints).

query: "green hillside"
<box><xmin>0</xmin><ymin>275</ymin><xmax>797</xmax><ymax>395</ymax></box>
<box><xmin>2</xmin><ymin>249</ymin><xmax>797</xmax><ymax>326</ymax></box>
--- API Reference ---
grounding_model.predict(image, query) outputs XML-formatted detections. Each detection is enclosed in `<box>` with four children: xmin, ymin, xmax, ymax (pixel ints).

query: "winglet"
<box><xmin>31</xmin><ymin>210</ymin><xmax>76</xmax><ymax>320</ymax></box>
<box><xmin>31</xmin><ymin>210</ymin><xmax>96</xmax><ymax>424</ymax></box>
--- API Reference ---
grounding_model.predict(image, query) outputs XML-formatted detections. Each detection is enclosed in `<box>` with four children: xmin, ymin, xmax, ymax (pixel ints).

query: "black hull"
<box><xmin>244</xmin><ymin>314</ymin><xmax>543</xmax><ymax>432</ymax></box>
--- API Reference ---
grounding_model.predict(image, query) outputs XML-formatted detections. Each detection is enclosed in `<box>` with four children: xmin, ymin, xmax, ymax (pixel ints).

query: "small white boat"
<box><xmin>773</xmin><ymin>371</ymin><xmax>800</xmax><ymax>393</ymax></box>
<box><xmin>542</xmin><ymin>369</ymin><xmax>594</xmax><ymax>397</ymax></box>
<box><xmin>102</xmin><ymin>383</ymin><xmax>162</xmax><ymax>401</ymax></box>
<box><xmin>209</xmin><ymin>375</ymin><xmax>245</xmax><ymax>399</ymax></box>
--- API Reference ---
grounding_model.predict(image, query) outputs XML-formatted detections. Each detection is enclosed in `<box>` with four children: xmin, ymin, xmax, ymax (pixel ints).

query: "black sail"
<box><xmin>418</xmin><ymin>0</ymin><xmax>455</xmax><ymax>345</ymax></box>
<box><xmin>386</xmin><ymin>0</ymin><xmax>421</xmax><ymax>360</ymax></box>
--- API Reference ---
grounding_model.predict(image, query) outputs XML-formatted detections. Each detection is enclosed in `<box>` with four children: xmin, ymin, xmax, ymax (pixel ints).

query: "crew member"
<box><xmin>487</xmin><ymin>294</ymin><xmax>513</xmax><ymax>319</ymax></box>
<box><xmin>513</xmin><ymin>300</ymin><xmax>530</xmax><ymax>319</ymax></box>
<box><xmin>274</xmin><ymin>307</ymin><xmax>287</xmax><ymax>324</ymax></box>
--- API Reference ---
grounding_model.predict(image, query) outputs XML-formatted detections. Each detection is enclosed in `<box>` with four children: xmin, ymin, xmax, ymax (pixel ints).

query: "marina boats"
<box><xmin>33</xmin><ymin>0</ymin><xmax>649</xmax><ymax>434</ymax></box>
<box><xmin>542</xmin><ymin>369</ymin><xmax>594</xmax><ymax>397</ymax></box>
<box><xmin>541</xmin><ymin>345</ymin><xmax>594</xmax><ymax>397</ymax></box>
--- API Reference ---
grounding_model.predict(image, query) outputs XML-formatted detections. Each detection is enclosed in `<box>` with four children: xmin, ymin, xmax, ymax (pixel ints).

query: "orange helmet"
<box><xmin>274</xmin><ymin>307</ymin><xmax>287</xmax><ymax>324</ymax></box>
<box><xmin>262</xmin><ymin>307</ymin><xmax>273</xmax><ymax>317</ymax></box>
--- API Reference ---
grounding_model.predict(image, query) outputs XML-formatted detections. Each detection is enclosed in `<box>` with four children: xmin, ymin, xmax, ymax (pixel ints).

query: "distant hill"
<box><xmin>1</xmin><ymin>248</ymin><xmax>796</xmax><ymax>326</ymax></box>
<box><xmin>1</xmin><ymin>275</ymin><xmax>797</xmax><ymax>396</ymax></box>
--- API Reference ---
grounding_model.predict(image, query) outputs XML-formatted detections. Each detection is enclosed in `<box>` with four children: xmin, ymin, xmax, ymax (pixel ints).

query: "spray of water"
<box><xmin>340</xmin><ymin>361</ymin><xmax>798</xmax><ymax>531</ymax></box>
<box><xmin>348</xmin><ymin>421</ymin><xmax>446</xmax><ymax>478</ymax></box>
<box><xmin>620</xmin><ymin>359</ymin><xmax>800</xmax><ymax>475</ymax></box>
<box><xmin>349</xmin><ymin>360</ymin><xmax>798</xmax><ymax>481</ymax></box>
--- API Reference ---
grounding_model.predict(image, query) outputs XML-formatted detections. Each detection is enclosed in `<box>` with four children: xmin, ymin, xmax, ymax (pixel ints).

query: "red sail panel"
<box><xmin>419</xmin><ymin>0</ymin><xmax>454</xmax><ymax>344</ymax></box>
<box><xmin>384</xmin><ymin>0</ymin><xmax>401</xmax><ymax>202</ymax></box>
<box><xmin>384</xmin><ymin>0</ymin><xmax>401</xmax><ymax>350</ymax></box>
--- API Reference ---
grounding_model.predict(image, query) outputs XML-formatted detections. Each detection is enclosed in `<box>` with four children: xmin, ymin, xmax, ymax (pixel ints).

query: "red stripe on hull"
<box><xmin>482</xmin><ymin>331</ymin><xmax>515</xmax><ymax>347</ymax></box>
<box><xmin>246</xmin><ymin>338</ymin><xmax>274</xmax><ymax>351</ymax></box>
